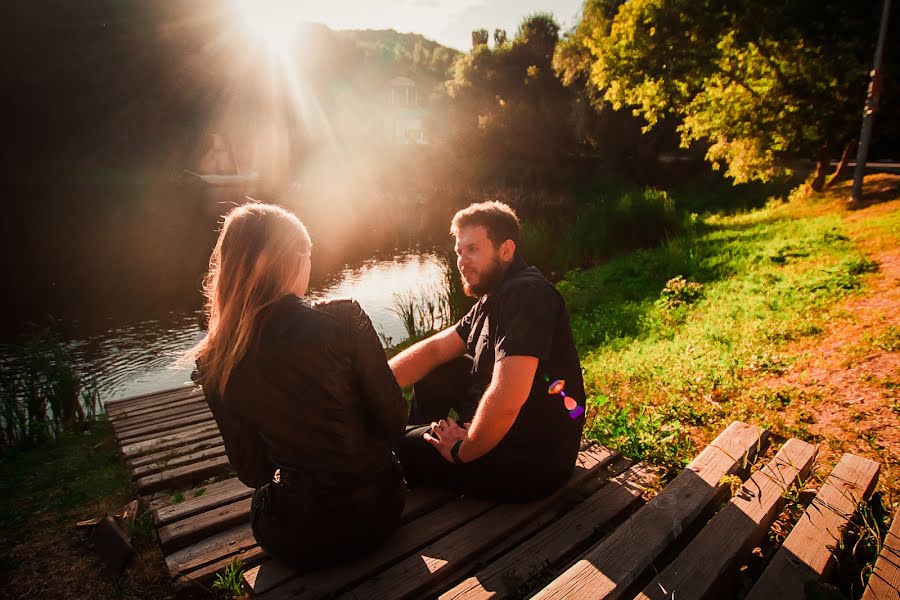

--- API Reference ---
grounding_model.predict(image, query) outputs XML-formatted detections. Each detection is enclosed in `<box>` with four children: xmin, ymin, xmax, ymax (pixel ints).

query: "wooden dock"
<box><xmin>105</xmin><ymin>386</ymin><xmax>898</xmax><ymax>599</ymax></box>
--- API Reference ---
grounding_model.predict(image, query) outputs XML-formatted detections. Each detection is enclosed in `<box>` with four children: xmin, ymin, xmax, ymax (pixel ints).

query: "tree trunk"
<box><xmin>825</xmin><ymin>139</ymin><xmax>855</xmax><ymax>189</ymax></box>
<box><xmin>809</xmin><ymin>144</ymin><xmax>830</xmax><ymax>192</ymax></box>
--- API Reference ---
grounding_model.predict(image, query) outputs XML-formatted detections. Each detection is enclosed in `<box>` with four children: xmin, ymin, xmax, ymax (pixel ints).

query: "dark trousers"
<box><xmin>398</xmin><ymin>356</ymin><xmax>564</xmax><ymax>502</ymax></box>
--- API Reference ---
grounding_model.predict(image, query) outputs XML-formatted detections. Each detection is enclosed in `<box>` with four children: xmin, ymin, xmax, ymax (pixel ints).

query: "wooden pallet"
<box><xmin>106</xmin><ymin>387</ymin><xmax>891</xmax><ymax>598</ymax></box>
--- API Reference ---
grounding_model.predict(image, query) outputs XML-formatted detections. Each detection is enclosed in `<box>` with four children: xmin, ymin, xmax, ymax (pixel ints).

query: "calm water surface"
<box><xmin>33</xmin><ymin>251</ymin><xmax>448</xmax><ymax>404</ymax></box>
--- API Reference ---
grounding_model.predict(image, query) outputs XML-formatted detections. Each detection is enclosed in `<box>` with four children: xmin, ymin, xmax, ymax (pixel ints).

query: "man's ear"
<box><xmin>499</xmin><ymin>239</ymin><xmax>516</xmax><ymax>262</ymax></box>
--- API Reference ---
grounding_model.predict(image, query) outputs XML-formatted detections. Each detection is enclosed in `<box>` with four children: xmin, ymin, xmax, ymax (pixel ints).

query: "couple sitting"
<box><xmin>189</xmin><ymin>200</ymin><xmax>586</xmax><ymax>568</ymax></box>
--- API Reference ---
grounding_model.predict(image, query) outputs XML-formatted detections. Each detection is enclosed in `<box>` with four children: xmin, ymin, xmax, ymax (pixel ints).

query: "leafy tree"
<box><xmin>472</xmin><ymin>29</ymin><xmax>489</xmax><ymax>49</ymax></box>
<box><xmin>579</xmin><ymin>0</ymin><xmax>891</xmax><ymax>188</ymax></box>
<box><xmin>493</xmin><ymin>29</ymin><xmax>508</xmax><ymax>47</ymax></box>
<box><xmin>436</xmin><ymin>14</ymin><xmax>577</xmax><ymax>185</ymax></box>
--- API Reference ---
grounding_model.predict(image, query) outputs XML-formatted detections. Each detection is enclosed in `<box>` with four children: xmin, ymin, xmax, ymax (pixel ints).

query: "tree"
<box><xmin>493</xmin><ymin>28</ymin><xmax>508</xmax><ymax>47</ymax></box>
<box><xmin>472</xmin><ymin>29</ymin><xmax>489</xmax><ymax>49</ymax></box>
<box><xmin>436</xmin><ymin>14</ymin><xmax>576</xmax><ymax>184</ymax></box>
<box><xmin>580</xmin><ymin>0</ymin><xmax>890</xmax><ymax>188</ymax></box>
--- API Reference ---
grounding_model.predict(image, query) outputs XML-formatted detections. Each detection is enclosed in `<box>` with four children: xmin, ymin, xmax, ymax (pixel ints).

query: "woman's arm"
<box><xmin>207</xmin><ymin>397</ymin><xmax>274</xmax><ymax>488</ymax></box>
<box><xmin>349</xmin><ymin>301</ymin><xmax>409</xmax><ymax>443</ymax></box>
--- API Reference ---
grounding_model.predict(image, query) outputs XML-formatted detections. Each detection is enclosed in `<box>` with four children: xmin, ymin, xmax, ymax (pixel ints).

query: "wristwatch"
<box><xmin>450</xmin><ymin>439</ymin><xmax>465</xmax><ymax>464</ymax></box>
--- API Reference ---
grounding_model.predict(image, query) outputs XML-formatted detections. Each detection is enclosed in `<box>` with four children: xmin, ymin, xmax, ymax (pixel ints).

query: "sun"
<box><xmin>230</xmin><ymin>0</ymin><xmax>303</xmax><ymax>53</ymax></box>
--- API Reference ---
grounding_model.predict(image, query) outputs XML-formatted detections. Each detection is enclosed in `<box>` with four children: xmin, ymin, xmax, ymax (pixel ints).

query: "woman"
<box><xmin>187</xmin><ymin>203</ymin><xmax>408</xmax><ymax>567</ymax></box>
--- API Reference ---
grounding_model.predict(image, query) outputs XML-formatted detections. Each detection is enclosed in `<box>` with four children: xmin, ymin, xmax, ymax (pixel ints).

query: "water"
<box><xmin>45</xmin><ymin>250</ymin><xmax>450</xmax><ymax>403</ymax></box>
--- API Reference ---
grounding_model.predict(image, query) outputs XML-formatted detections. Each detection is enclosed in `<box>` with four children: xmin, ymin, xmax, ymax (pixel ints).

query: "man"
<box><xmin>390</xmin><ymin>201</ymin><xmax>586</xmax><ymax>502</ymax></box>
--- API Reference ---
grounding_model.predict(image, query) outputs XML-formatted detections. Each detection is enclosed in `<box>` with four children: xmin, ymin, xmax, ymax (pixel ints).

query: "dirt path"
<box><xmin>754</xmin><ymin>187</ymin><xmax>900</xmax><ymax>498</ymax></box>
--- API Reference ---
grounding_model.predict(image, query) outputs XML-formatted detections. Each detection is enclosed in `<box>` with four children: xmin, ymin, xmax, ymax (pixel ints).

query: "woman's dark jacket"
<box><xmin>198</xmin><ymin>295</ymin><xmax>408</xmax><ymax>564</ymax></box>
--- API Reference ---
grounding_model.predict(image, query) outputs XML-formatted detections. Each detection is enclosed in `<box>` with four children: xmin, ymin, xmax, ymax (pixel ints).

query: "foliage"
<box><xmin>433</xmin><ymin>13</ymin><xmax>578</xmax><ymax>185</ymax></box>
<box><xmin>0</xmin><ymin>327</ymin><xmax>100</xmax><ymax>449</ymax></box>
<box><xmin>658</xmin><ymin>276</ymin><xmax>703</xmax><ymax>311</ymax></box>
<box><xmin>573</xmin><ymin>0</ymin><xmax>894</xmax><ymax>183</ymax></box>
<box><xmin>518</xmin><ymin>185</ymin><xmax>684</xmax><ymax>276</ymax></box>
<box><xmin>212</xmin><ymin>558</ymin><xmax>246</xmax><ymax>599</ymax></box>
<box><xmin>391</xmin><ymin>286</ymin><xmax>453</xmax><ymax>340</ymax></box>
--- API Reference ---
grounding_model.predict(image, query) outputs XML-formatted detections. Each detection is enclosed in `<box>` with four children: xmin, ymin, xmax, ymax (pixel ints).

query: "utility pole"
<box><xmin>851</xmin><ymin>0</ymin><xmax>892</xmax><ymax>205</ymax></box>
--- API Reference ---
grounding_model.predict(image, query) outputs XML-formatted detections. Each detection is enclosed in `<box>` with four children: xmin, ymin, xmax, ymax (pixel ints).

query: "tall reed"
<box><xmin>0</xmin><ymin>328</ymin><xmax>99</xmax><ymax>449</ymax></box>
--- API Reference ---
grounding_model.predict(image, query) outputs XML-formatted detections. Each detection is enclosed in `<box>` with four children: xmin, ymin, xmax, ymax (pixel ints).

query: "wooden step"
<box><xmin>112</xmin><ymin>400</ymin><xmax>209</xmax><ymax>433</ymax></box>
<box><xmin>746</xmin><ymin>453</ymin><xmax>880</xmax><ymax>600</ymax></box>
<box><xmin>115</xmin><ymin>412</ymin><xmax>215</xmax><ymax>444</ymax></box>
<box><xmin>105</xmin><ymin>386</ymin><xmax>202</xmax><ymax>415</ymax></box>
<box><xmin>135</xmin><ymin>454</ymin><xmax>232</xmax><ymax>494</ymax></box>
<box><xmin>531</xmin><ymin>420</ymin><xmax>769</xmax><ymax>600</ymax></box>
<box><xmin>440</xmin><ymin>460</ymin><xmax>659</xmax><ymax>600</ymax></box>
<box><xmin>127</xmin><ymin>436</ymin><xmax>225</xmax><ymax>470</ymax></box>
<box><xmin>131</xmin><ymin>445</ymin><xmax>228</xmax><ymax>480</ymax></box>
<box><xmin>120</xmin><ymin>423</ymin><xmax>221</xmax><ymax>459</ymax></box>
<box><xmin>636</xmin><ymin>437</ymin><xmax>817</xmax><ymax>600</ymax></box>
<box><xmin>861</xmin><ymin>509</ymin><xmax>900</xmax><ymax>600</ymax></box>
<box><xmin>152</xmin><ymin>478</ymin><xmax>252</xmax><ymax>525</ymax></box>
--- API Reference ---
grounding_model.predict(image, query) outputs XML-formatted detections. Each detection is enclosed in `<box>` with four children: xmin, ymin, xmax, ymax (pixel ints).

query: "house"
<box><xmin>384</xmin><ymin>76</ymin><xmax>426</xmax><ymax>145</ymax></box>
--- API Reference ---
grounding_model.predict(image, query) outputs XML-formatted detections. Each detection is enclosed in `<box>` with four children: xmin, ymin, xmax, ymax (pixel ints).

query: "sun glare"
<box><xmin>231</xmin><ymin>0</ymin><xmax>303</xmax><ymax>53</ymax></box>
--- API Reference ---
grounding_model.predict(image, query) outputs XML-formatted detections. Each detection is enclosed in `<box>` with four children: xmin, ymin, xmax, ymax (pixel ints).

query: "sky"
<box><xmin>255</xmin><ymin>0</ymin><xmax>586</xmax><ymax>51</ymax></box>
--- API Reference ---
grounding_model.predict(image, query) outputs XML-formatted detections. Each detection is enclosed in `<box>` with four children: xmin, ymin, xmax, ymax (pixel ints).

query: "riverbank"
<box><xmin>567</xmin><ymin>174</ymin><xmax>900</xmax><ymax>501</ymax></box>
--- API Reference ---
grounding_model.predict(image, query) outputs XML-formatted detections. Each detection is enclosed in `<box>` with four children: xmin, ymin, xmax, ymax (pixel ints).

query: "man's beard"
<box><xmin>461</xmin><ymin>257</ymin><xmax>505</xmax><ymax>297</ymax></box>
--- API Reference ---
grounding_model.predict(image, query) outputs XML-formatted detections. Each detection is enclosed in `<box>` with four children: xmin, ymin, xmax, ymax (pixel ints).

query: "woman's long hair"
<box><xmin>187</xmin><ymin>203</ymin><xmax>312</xmax><ymax>398</ymax></box>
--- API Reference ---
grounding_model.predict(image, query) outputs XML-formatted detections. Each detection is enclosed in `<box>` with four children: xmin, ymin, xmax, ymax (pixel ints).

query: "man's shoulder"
<box><xmin>497</xmin><ymin>267</ymin><xmax>559</xmax><ymax>302</ymax></box>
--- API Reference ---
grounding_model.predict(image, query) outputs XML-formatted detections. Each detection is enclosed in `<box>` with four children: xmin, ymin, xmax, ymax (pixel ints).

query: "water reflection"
<box><xmin>9</xmin><ymin>251</ymin><xmax>449</xmax><ymax>403</ymax></box>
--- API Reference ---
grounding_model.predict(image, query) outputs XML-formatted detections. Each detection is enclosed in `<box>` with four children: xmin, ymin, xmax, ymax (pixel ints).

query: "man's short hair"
<box><xmin>450</xmin><ymin>201</ymin><xmax>520</xmax><ymax>247</ymax></box>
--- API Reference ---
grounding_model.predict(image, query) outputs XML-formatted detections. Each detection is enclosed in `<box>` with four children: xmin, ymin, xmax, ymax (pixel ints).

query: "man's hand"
<box><xmin>423</xmin><ymin>418</ymin><xmax>467</xmax><ymax>463</ymax></box>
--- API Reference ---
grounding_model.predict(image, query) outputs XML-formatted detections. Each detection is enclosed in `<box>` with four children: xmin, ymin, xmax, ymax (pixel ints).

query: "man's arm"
<box><xmin>425</xmin><ymin>355</ymin><xmax>537</xmax><ymax>463</ymax></box>
<box><xmin>388</xmin><ymin>325</ymin><xmax>466</xmax><ymax>387</ymax></box>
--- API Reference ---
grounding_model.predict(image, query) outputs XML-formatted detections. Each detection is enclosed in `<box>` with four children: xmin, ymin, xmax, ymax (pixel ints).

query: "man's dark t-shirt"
<box><xmin>455</xmin><ymin>254</ymin><xmax>586</xmax><ymax>479</ymax></box>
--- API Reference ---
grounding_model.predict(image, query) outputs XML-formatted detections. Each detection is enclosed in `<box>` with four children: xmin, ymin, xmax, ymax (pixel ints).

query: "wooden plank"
<box><xmin>115</xmin><ymin>412</ymin><xmax>216</xmax><ymax>444</ymax></box>
<box><xmin>336</xmin><ymin>446</ymin><xmax>621</xmax><ymax>600</ymax></box>
<box><xmin>441</xmin><ymin>460</ymin><xmax>658</xmax><ymax>600</ymax></box>
<box><xmin>159</xmin><ymin>496</ymin><xmax>253</xmax><ymax>553</ymax></box>
<box><xmin>131</xmin><ymin>445</ymin><xmax>228</xmax><ymax>480</ymax></box>
<box><xmin>153</xmin><ymin>478</ymin><xmax>252</xmax><ymax>525</ymax></box>
<box><xmin>168</xmin><ymin>523</ymin><xmax>265</xmax><ymax>589</ymax></box>
<box><xmin>120</xmin><ymin>423</ymin><xmax>221</xmax><ymax>459</ymax></box>
<box><xmin>253</xmin><ymin>446</ymin><xmax>617</xmax><ymax>600</ymax></box>
<box><xmin>107</xmin><ymin>391</ymin><xmax>205</xmax><ymax>423</ymax></box>
<box><xmin>636</xmin><ymin>438</ymin><xmax>817</xmax><ymax>600</ymax></box>
<box><xmin>127</xmin><ymin>436</ymin><xmax>224</xmax><ymax>470</ymax></box>
<box><xmin>108</xmin><ymin>393</ymin><xmax>205</xmax><ymax>422</ymax></box>
<box><xmin>747</xmin><ymin>453</ymin><xmax>880</xmax><ymax>600</ymax></box>
<box><xmin>104</xmin><ymin>384</ymin><xmax>195</xmax><ymax>408</ymax></box>
<box><xmin>531</xmin><ymin>420</ymin><xmax>769</xmax><ymax>600</ymax></box>
<box><xmin>106</xmin><ymin>386</ymin><xmax>202</xmax><ymax>414</ymax></box>
<box><xmin>136</xmin><ymin>454</ymin><xmax>232</xmax><ymax>494</ymax></box>
<box><xmin>166</xmin><ymin>522</ymin><xmax>256</xmax><ymax>577</ymax></box>
<box><xmin>118</xmin><ymin>417</ymin><xmax>218</xmax><ymax>446</ymax></box>
<box><xmin>111</xmin><ymin>400</ymin><xmax>209</xmax><ymax>432</ymax></box>
<box><xmin>862</xmin><ymin>510</ymin><xmax>900</xmax><ymax>600</ymax></box>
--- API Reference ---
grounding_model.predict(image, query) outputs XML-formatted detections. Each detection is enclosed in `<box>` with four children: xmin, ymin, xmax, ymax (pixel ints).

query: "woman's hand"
<box><xmin>423</xmin><ymin>418</ymin><xmax>467</xmax><ymax>463</ymax></box>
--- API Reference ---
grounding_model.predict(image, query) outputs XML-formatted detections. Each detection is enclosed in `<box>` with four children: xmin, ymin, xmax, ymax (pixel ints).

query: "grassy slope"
<box><xmin>562</xmin><ymin>175</ymin><xmax>899</xmax><ymax>500</ymax></box>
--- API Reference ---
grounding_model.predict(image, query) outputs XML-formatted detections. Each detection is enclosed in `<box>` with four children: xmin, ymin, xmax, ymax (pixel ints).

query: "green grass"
<box><xmin>558</xmin><ymin>194</ymin><xmax>894</xmax><ymax>474</ymax></box>
<box><xmin>0</xmin><ymin>417</ymin><xmax>129</xmax><ymax>553</ymax></box>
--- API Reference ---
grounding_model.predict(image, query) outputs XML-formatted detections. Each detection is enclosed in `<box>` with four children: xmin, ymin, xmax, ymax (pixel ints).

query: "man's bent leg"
<box><xmin>408</xmin><ymin>355</ymin><xmax>476</xmax><ymax>424</ymax></box>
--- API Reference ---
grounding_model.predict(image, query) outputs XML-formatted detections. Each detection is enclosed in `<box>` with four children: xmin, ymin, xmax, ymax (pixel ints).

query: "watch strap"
<box><xmin>450</xmin><ymin>439</ymin><xmax>464</xmax><ymax>464</ymax></box>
